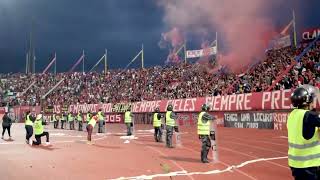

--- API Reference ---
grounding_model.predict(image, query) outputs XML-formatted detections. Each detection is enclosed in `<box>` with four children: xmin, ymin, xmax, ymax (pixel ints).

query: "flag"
<box><xmin>165</xmin><ymin>44</ymin><xmax>185</xmax><ymax>65</ymax></box>
<box><xmin>280</xmin><ymin>20</ymin><xmax>293</xmax><ymax>36</ymax></box>
<box><xmin>267</xmin><ymin>20</ymin><xmax>293</xmax><ymax>50</ymax></box>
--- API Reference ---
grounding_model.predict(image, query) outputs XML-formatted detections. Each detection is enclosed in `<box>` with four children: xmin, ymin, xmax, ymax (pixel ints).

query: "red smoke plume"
<box><xmin>158</xmin><ymin>0</ymin><xmax>283</xmax><ymax>73</ymax></box>
<box><xmin>162</xmin><ymin>27</ymin><xmax>185</xmax><ymax>48</ymax></box>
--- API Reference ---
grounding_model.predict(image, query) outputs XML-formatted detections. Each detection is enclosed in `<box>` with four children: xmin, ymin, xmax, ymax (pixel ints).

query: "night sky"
<box><xmin>0</xmin><ymin>0</ymin><xmax>319</xmax><ymax>73</ymax></box>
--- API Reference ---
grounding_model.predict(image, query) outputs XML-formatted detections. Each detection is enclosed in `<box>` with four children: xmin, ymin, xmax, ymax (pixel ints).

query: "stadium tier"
<box><xmin>0</xmin><ymin>41</ymin><xmax>319</xmax><ymax>108</ymax></box>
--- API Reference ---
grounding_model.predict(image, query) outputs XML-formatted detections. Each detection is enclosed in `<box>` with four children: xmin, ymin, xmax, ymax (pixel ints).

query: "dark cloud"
<box><xmin>0</xmin><ymin>0</ymin><xmax>319</xmax><ymax>73</ymax></box>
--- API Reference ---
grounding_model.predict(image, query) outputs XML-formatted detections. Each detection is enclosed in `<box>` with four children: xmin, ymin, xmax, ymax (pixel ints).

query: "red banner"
<box><xmin>302</xmin><ymin>28</ymin><xmax>320</xmax><ymax>42</ymax></box>
<box><xmin>105</xmin><ymin>114</ymin><xmax>123</xmax><ymax>123</ymax></box>
<box><xmin>13</xmin><ymin>106</ymin><xmax>41</xmax><ymax>123</ymax></box>
<box><xmin>52</xmin><ymin>89</ymin><xmax>319</xmax><ymax>113</ymax></box>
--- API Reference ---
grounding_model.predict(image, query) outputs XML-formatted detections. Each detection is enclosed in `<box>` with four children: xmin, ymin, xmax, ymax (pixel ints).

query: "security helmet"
<box><xmin>202</xmin><ymin>104</ymin><xmax>210</xmax><ymax>111</ymax></box>
<box><xmin>291</xmin><ymin>85</ymin><xmax>318</xmax><ymax>108</ymax></box>
<box><xmin>167</xmin><ymin>104</ymin><xmax>173</xmax><ymax>111</ymax></box>
<box><xmin>155</xmin><ymin>107</ymin><xmax>160</xmax><ymax>112</ymax></box>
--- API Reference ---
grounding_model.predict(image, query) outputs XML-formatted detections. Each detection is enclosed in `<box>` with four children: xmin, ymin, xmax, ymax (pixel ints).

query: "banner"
<box><xmin>13</xmin><ymin>106</ymin><xmax>41</xmax><ymax>123</ymax></box>
<box><xmin>186</xmin><ymin>46</ymin><xmax>217</xmax><ymax>58</ymax></box>
<box><xmin>269</xmin><ymin>35</ymin><xmax>292</xmax><ymax>49</ymax></box>
<box><xmin>302</xmin><ymin>28</ymin><xmax>320</xmax><ymax>42</ymax></box>
<box><xmin>105</xmin><ymin>114</ymin><xmax>123</xmax><ymax>123</ymax></box>
<box><xmin>224</xmin><ymin>112</ymin><xmax>274</xmax><ymax>129</ymax></box>
<box><xmin>50</xmin><ymin>89</ymin><xmax>320</xmax><ymax>113</ymax></box>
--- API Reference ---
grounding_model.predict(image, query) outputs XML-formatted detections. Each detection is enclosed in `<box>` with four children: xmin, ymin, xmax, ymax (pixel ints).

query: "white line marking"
<box><xmin>219</xmin><ymin>146</ymin><xmax>290</xmax><ymax>170</ymax></box>
<box><xmin>226</xmin><ymin>141</ymin><xmax>287</xmax><ymax>155</ymax></box>
<box><xmin>120</xmin><ymin>136</ymin><xmax>138</xmax><ymax>140</ymax></box>
<box><xmin>132</xmin><ymin>139</ymin><xmax>194</xmax><ymax>180</ymax></box>
<box><xmin>181</xmin><ymin>146</ymin><xmax>258</xmax><ymax>180</ymax></box>
<box><xmin>223</xmin><ymin>136</ymin><xmax>288</xmax><ymax>147</ymax></box>
<box><xmin>183</xmin><ymin>137</ymin><xmax>289</xmax><ymax>170</ymax></box>
<box><xmin>109</xmin><ymin>156</ymin><xmax>288</xmax><ymax>180</ymax></box>
<box><xmin>147</xmin><ymin>146</ymin><xmax>195</xmax><ymax>180</ymax></box>
<box><xmin>279</xmin><ymin>136</ymin><xmax>288</xmax><ymax>139</ymax></box>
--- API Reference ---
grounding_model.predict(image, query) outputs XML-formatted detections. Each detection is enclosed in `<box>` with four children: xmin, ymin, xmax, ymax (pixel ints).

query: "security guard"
<box><xmin>153</xmin><ymin>107</ymin><xmax>163</xmax><ymax>142</ymax></box>
<box><xmin>288</xmin><ymin>85</ymin><xmax>320</xmax><ymax>180</ymax></box>
<box><xmin>198</xmin><ymin>104</ymin><xmax>215</xmax><ymax>163</ymax></box>
<box><xmin>97</xmin><ymin>109</ymin><xmax>105</xmax><ymax>133</ymax></box>
<box><xmin>53</xmin><ymin>113</ymin><xmax>58</xmax><ymax>129</ymax></box>
<box><xmin>25</xmin><ymin>111</ymin><xmax>35</xmax><ymax>145</ymax></box>
<box><xmin>165</xmin><ymin>104</ymin><xmax>178</xmax><ymax>148</ymax></box>
<box><xmin>68</xmin><ymin>112</ymin><xmax>75</xmax><ymax>130</ymax></box>
<box><xmin>56</xmin><ymin>114</ymin><xmax>61</xmax><ymax>129</ymax></box>
<box><xmin>77</xmin><ymin>111</ymin><xmax>83</xmax><ymax>131</ymax></box>
<box><xmin>124</xmin><ymin>107</ymin><xmax>134</xmax><ymax>136</ymax></box>
<box><xmin>32</xmin><ymin>114</ymin><xmax>50</xmax><ymax>146</ymax></box>
<box><xmin>61</xmin><ymin>113</ymin><xmax>67</xmax><ymax>129</ymax></box>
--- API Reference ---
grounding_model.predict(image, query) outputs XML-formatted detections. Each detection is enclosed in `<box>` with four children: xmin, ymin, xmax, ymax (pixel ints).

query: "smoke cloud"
<box><xmin>158</xmin><ymin>0</ymin><xmax>282</xmax><ymax>72</ymax></box>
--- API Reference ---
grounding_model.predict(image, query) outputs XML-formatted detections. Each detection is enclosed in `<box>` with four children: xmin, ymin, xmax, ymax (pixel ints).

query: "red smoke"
<box><xmin>163</xmin><ymin>27</ymin><xmax>185</xmax><ymax>48</ymax></box>
<box><xmin>159</xmin><ymin>0</ymin><xmax>283</xmax><ymax>73</ymax></box>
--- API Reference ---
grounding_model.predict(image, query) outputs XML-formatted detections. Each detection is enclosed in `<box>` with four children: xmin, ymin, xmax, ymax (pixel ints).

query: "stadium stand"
<box><xmin>0</xmin><ymin>41</ymin><xmax>319</xmax><ymax>107</ymax></box>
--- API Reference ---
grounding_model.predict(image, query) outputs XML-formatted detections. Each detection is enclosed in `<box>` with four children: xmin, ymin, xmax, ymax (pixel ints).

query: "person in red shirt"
<box><xmin>86</xmin><ymin>112</ymin><xmax>98</xmax><ymax>145</ymax></box>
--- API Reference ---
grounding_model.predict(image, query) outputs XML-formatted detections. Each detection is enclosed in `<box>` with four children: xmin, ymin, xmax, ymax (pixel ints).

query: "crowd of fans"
<box><xmin>0</xmin><ymin>41</ymin><xmax>319</xmax><ymax>107</ymax></box>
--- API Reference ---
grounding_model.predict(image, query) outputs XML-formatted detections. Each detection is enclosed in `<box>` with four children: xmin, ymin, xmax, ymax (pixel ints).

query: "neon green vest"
<box><xmin>125</xmin><ymin>111</ymin><xmax>132</xmax><ymax>123</ymax></box>
<box><xmin>287</xmin><ymin>109</ymin><xmax>320</xmax><ymax>168</ymax></box>
<box><xmin>98</xmin><ymin>111</ymin><xmax>104</xmax><ymax>121</ymax></box>
<box><xmin>53</xmin><ymin>114</ymin><xmax>57</xmax><ymax>122</ymax></box>
<box><xmin>68</xmin><ymin>114</ymin><xmax>74</xmax><ymax>121</ymax></box>
<box><xmin>77</xmin><ymin>114</ymin><xmax>82</xmax><ymax>121</ymax></box>
<box><xmin>86</xmin><ymin>113</ymin><xmax>91</xmax><ymax>122</ymax></box>
<box><xmin>34</xmin><ymin>119</ymin><xmax>44</xmax><ymax>135</ymax></box>
<box><xmin>25</xmin><ymin>115</ymin><xmax>33</xmax><ymax>126</ymax></box>
<box><xmin>197</xmin><ymin>112</ymin><xmax>210</xmax><ymax>135</ymax></box>
<box><xmin>88</xmin><ymin>117</ymin><xmax>97</xmax><ymax>127</ymax></box>
<box><xmin>153</xmin><ymin>113</ymin><xmax>161</xmax><ymax>127</ymax></box>
<box><xmin>166</xmin><ymin>111</ymin><xmax>175</xmax><ymax>127</ymax></box>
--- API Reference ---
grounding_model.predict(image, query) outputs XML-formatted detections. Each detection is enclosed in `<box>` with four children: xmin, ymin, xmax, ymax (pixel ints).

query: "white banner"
<box><xmin>186</xmin><ymin>46</ymin><xmax>217</xmax><ymax>58</ymax></box>
<box><xmin>302</xmin><ymin>28</ymin><xmax>320</xmax><ymax>42</ymax></box>
<box><xmin>271</xmin><ymin>35</ymin><xmax>291</xmax><ymax>50</ymax></box>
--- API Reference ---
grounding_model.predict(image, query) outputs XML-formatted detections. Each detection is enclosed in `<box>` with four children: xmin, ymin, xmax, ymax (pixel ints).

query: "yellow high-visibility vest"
<box><xmin>125</xmin><ymin>111</ymin><xmax>132</xmax><ymax>123</ymax></box>
<box><xmin>34</xmin><ymin>119</ymin><xmax>44</xmax><ymax>135</ymax></box>
<box><xmin>98</xmin><ymin>111</ymin><xmax>104</xmax><ymax>121</ymax></box>
<box><xmin>197</xmin><ymin>112</ymin><xmax>210</xmax><ymax>135</ymax></box>
<box><xmin>88</xmin><ymin>116</ymin><xmax>97</xmax><ymax>127</ymax></box>
<box><xmin>77</xmin><ymin>113</ymin><xmax>82</xmax><ymax>121</ymax></box>
<box><xmin>166</xmin><ymin>111</ymin><xmax>175</xmax><ymax>127</ymax></box>
<box><xmin>287</xmin><ymin>109</ymin><xmax>320</xmax><ymax>168</ymax></box>
<box><xmin>153</xmin><ymin>113</ymin><xmax>161</xmax><ymax>127</ymax></box>
<box><xmin>25</xmin><ymin>115</ymin><xmax>33</xmax><ymax>126</ymax></box>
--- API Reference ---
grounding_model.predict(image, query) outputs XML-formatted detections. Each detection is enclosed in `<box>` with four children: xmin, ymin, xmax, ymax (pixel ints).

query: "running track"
<box><xmin>0</xmin><ymin>123</ymin><xmax>291</xmax><ymax>180</ymax></box>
